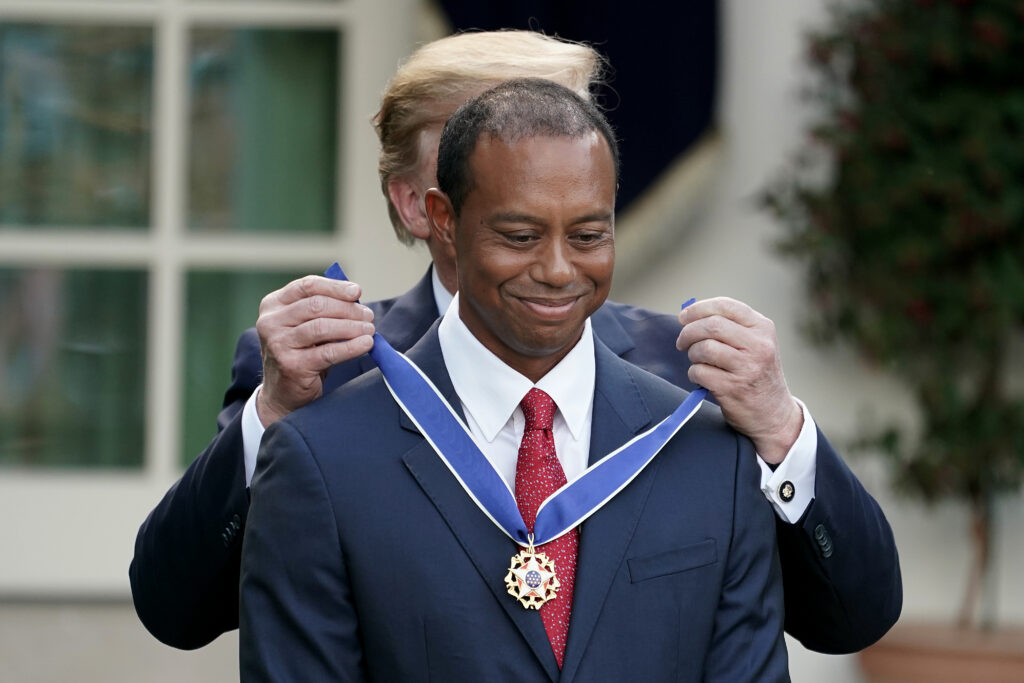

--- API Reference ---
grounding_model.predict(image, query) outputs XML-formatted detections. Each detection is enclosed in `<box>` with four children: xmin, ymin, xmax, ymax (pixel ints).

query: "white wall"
<box><xmin>614</xmin><ymin>1</ymin><xmax>1024</xmax><ymax>681</ymax></box>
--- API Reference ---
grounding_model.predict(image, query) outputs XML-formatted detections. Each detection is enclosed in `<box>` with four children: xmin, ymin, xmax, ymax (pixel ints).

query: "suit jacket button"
<box><xmin>778</xmin><ymin>481</ymin><xmax>795</xmax><ymax>503</ymax></box>
<box><xmin>813</xmin><ymin>524</ymin><xmax>833</xmax><ymax>558</ymax></box>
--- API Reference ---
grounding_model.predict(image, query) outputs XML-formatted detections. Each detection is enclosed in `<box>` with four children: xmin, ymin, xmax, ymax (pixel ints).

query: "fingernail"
<box><xmin>680</xmin><ymin>298</ymin><xmax>696</xmax><ymax>323</ymax></box>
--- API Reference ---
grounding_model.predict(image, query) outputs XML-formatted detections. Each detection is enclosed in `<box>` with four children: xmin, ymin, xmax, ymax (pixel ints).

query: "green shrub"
<box><xmin>762</xmin><ymin>0</ymin><xmax>1024</xmax><ymax>627</ymax></box>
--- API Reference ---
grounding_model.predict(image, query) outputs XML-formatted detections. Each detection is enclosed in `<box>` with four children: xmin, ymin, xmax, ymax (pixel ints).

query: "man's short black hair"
<box><xmin>436</xmin><ymin>77</ymin><xmax>620</xmax><ymax>215</ymax></box>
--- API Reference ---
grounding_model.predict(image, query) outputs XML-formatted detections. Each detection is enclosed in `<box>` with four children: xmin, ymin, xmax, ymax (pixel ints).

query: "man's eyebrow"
<box><xmin>573</xmin><ymin>211</ymin><xmax>614</xmax><ymax>225</ymax></box>
<box><xmin>485</xmin><ymin>211</ymin><xmax>614</xmax><ymax>226</ymax></box>
<box><xmin>486</xmin><ymin>212</ymin><xmax>545</xmax><ymax>226</ymax></box>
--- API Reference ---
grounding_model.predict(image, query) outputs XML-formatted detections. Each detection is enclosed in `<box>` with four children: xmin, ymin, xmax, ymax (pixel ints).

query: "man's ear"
<box><xmin>424</xmin><ymin>188</ymin><xmax>457</xmax><ymax>248</ymax></box>
<box><xmin>387</xmin><ymin>177</ymin><xmax>430</xmax><ymax>241</ymax></box>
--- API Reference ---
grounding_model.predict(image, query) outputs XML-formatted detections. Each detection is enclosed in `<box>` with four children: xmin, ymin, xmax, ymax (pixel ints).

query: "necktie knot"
<box><xmin>520</xmin><ymin>388</ymin><xmax>555</xmax><ymax>431</ymax></box>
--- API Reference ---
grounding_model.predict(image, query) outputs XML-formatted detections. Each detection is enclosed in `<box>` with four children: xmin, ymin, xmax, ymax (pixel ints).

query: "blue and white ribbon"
<box><xmin>325</xmin><ymin>262</ymin><xmax>707</xmax><ymax>548</ymax></box>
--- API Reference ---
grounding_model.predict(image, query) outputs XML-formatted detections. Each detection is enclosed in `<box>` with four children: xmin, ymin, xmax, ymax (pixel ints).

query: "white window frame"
<box><xmin>0</xmin><ymin>0</ymin><xmax>428</xmax><ymax>596</ymax></box>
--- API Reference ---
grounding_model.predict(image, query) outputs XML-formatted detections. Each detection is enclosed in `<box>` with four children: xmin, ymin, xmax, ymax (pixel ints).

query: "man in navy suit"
<box><xmin>240</xmin><ymin>77</ymin><xmax>789</xmax><ymax>681</ymax></box>
<box><xmin>131</xmin><ymin>31</ymin><xmax>900</xmax><ymax>655</ymax></box>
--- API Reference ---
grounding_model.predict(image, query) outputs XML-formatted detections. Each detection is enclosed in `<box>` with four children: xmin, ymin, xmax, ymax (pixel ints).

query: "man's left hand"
<box><xmin>677</xmin><ymin>297</ymin><xmax>802</xmax><ymax>465</ymax></box>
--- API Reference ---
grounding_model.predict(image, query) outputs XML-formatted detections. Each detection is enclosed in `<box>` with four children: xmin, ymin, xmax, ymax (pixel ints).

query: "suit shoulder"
<box><xmin>598</xmin><ymin>300</ymin><xmax>680</xmax><ymax>350</ymax></box>
<box><xmin>367</xmin><ymin>295</ymin><xmax>399</xmax><ymax>319</ymax></box>
<box><xmin>622</xmin><ymin>358</ymin><xmax>685</xmax><ymax>405</ymax></box>
<box><xmin>231</xmin><ymin>327</ymin><xmax>263</xmax><ymax>379</ymax></box>
<box><xmin>616</xmin><ymin>353</ymin><xmax>728</xmax><ymax>433</ymax></box>
<box><xmin>280</xmin><ymin>369</ymin><xmax>397</xmax><ymax>449</ymax></box>
<box><xmin>601</xmin><ymin>299</ymin><xmax>678</xmax><ymax>330</ymax></box>
<box><xmin>596</xmin><ymin>300</ymin><xmax>698</xmax><ymax>390</ymax></box>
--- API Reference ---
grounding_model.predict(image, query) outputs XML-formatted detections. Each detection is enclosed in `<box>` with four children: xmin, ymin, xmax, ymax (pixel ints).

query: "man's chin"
<box><xmin>507</xmin><ymin>325</ymin><xmax>587</xmax><ymax>359</ymax></box>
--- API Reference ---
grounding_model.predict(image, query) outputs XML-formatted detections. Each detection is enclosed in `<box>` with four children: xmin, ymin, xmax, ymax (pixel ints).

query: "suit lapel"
<box><xmin>396</xmin><ymin>329</ymin><xmax>560</xmax><ymax>681</ymax></box>
<box><xmin>590</xmin><ymin>304</ymin><xmax>636</xmax><ymax>358</ymax></box>
<box><xmin>559</xmin><ymin>341</ymin><xmax>660</xmax><ymax>682</ymax></box>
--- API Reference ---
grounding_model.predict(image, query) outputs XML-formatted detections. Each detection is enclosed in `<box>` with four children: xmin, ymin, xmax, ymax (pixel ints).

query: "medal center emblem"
<box><xmin>505</xmin><ymin>546</ymin><xmax>560</xmax><ymax>609</ymax></box>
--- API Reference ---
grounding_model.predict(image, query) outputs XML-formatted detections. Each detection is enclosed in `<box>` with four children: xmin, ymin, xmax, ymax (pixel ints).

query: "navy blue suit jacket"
<box><xmin>240</xmin><ymin>328</ymin><xmax>789</xmax><ymax>682</ymax></box>
<box><xmin>130</xmin><ymin>267</ymin><xmax>901</xmax><ymax>653</ymax></box>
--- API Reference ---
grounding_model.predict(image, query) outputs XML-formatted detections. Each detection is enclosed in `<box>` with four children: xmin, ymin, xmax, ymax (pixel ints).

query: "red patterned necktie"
<box><xmin>515</xmin><ymin>388</ymin><xmax>578</xmax><ymax>669</ymax></box>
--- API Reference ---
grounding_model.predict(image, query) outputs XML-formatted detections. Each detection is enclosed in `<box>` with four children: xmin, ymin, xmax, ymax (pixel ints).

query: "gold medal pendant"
<box><xmin>504</xmin><ymin>536</ymin><xmax>559</xmax><ymax>609</ymax></box>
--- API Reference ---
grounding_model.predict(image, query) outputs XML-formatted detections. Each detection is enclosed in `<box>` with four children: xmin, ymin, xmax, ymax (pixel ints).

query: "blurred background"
<box><xmin>1</xmin><ymin>0</ymin><xmax>1021</xmax><ymax>681</ymax></box>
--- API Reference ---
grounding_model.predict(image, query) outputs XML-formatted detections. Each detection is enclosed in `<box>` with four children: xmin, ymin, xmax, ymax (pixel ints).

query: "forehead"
<box><xmin>466</xmin><ymin>132</ymin><xmax>615</xmax><ymax>201</ymax></box>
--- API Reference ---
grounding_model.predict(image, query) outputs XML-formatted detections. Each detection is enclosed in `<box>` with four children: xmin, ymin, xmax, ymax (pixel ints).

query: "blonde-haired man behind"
<box><xmin>375</xmin><ymin>30</ymin><xmax>600</xmax><ymax>247</ymax></box>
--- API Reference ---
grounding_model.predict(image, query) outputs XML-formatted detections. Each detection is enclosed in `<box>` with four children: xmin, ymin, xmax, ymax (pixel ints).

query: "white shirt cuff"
<box><xmin>241</xmin><ymin>385</ymin><xmax>267</xmax><ymax>487</ymax></box>
<box><xmin>756</xmin><ymin>397</ymin><xmax>817</xmax><ymax>524</ymax></box>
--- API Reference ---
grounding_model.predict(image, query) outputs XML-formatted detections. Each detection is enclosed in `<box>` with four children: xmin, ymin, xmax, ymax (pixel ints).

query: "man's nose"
<box><xmin>532</xmin><ymin>238</ymin><xmax>574</xmax><ymax>288</ymax></box>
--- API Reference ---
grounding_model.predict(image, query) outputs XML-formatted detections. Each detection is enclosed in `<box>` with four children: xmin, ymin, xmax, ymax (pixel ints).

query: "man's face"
<box><xmin>451</xmin><ymin>131</ymin><xmax>616</xmax><ymax>380</ymax></box>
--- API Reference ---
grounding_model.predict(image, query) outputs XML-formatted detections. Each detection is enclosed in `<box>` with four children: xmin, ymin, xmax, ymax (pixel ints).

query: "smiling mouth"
<box><xmin>517</xmin><ymin>296</ymin><xmax>582</xmax><ymax>319</ymax></box>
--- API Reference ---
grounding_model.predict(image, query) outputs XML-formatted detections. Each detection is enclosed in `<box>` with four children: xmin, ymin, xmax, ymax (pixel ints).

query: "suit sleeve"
<box><xmin>777</xmin><ymin>428</ymin><xmax>902</xmax><ymax>653</ymax></box>
<box><xmin>240</xmin><ymin>419</ymin><xmax>366</xmax><ymax>682</ymax></box>
<box><xmin>129</xmin><ymin>328</ymin><xmax>261</xmax><ymax>649</ymax></box>
<box><xmin>703</xmin><ymin>435</ymin><xmax>789</xmax><ymax>682</ymax></box>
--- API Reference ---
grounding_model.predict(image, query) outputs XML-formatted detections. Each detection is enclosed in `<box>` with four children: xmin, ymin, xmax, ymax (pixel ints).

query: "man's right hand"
<box><xmin>255</xmin><ymin>275</ymin><xmax>376</xmax><ymax>427</ymax></box>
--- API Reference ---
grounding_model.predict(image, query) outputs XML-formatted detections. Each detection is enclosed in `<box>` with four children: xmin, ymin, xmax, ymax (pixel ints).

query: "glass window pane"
<box><xmin>187</xmin><ymin>28</ymin><xmax>340</xmax><ymax>234</ymax></box>
<box><xmin>0</xmin><ymin>267</ymin><xmax>147</xmax><ymax>468</ymax></box>
<box><xmin>0</xmin><ymin>24</ymin><xmax>153</xmax><ymax>229</ymax></box>
<box><xmin>182</xmin><ymin>269</ymin><xmax>308</xmax><ymax>466</ymax></box>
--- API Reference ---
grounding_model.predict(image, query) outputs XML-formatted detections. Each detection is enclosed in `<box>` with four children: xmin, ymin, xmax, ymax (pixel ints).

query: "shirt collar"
<box><xmin>438</xmin><ymin>292</ymin><xmax>595</xmax><ymax>443</ymax></box>
<box><xmin>430</xmin><ymin>265</ymin><xmax>455</xmax><ymax>318</ymax></box>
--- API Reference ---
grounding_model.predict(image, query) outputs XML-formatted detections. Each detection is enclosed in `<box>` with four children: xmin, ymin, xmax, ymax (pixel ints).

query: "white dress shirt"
<box><xmin>438</xmin><ymin>293</ymin><xmax>594</xmax><ymax>489</ymax></box>
<box><xmin>240</xmin><ymin>285</ymin><xmax>817</xmax><ymax>523</ymax></box>
<box><xmin>430</xmin><ymin>266</ymin><xmax>454</xmax><ymax>322</ymax></box>
<box><xmin>758</xmin><ymin>398</ymin><xmax>817</xmax><ymax>523</ymax></box>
